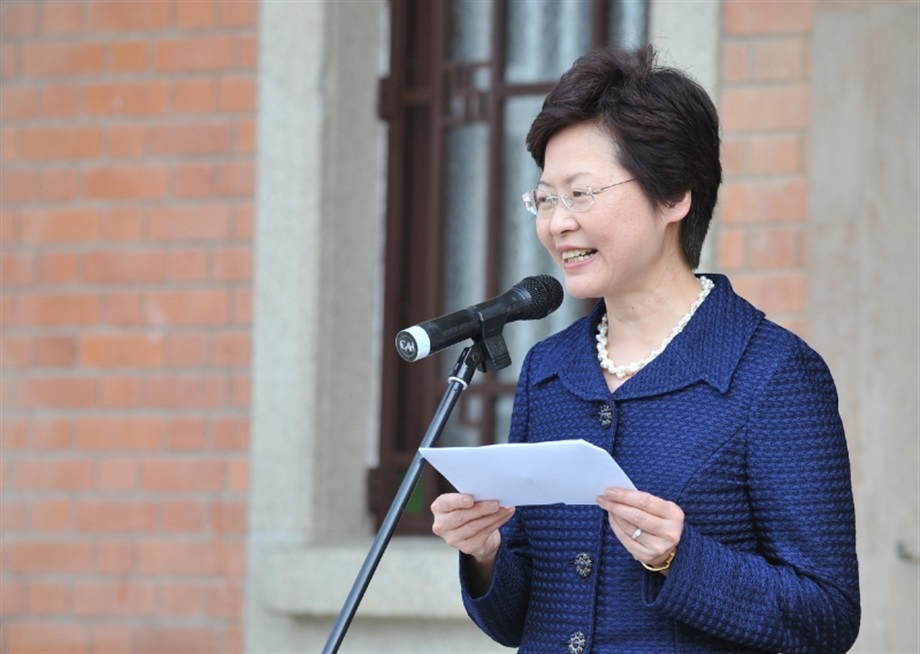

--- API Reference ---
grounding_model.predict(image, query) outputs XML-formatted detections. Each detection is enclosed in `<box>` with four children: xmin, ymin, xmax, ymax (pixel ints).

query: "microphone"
<box><xmin>395</xmin><ymin>275</ymin><xmax>564</xmax><ymax>363</ymax></box>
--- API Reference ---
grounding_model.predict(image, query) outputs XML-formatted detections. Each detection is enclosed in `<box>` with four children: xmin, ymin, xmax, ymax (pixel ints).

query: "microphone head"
<box><xmin>518</xmin><ymin>275</ymin><xmax>564</xmax><ymax>319</ymax></box>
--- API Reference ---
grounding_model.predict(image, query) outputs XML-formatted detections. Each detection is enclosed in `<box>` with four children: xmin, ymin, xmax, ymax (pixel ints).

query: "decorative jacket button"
<box><xmin>598</xmin><ymin>403</ymin><xmax>613</xmax><ymax>428</ymax></box>
<box><xmin>568</xmin><ymin>631</ymin><xmax>587</xmax><ymax>654</ymax></box>
<box><xmin>574</xmin><ymin>552</ymin><xmax>592</xmax><ymax>578</ymax></box>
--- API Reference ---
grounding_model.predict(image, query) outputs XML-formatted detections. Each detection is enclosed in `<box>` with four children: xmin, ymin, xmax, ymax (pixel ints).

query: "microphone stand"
<box><xmin>322</xmin><ymin>339</ymin><xmax>496</xmax><ymax>653</ymax></box>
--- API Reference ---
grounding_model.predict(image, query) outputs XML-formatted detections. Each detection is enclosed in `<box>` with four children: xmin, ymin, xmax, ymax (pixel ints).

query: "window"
<box><xmin>373</xmin><ymin>0</ymin><xmax>648</xmax><ymax>533</ymax></box>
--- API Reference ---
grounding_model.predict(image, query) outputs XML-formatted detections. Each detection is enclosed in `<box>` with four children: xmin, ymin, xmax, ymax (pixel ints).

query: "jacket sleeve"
<box><xmin>647</xmin><ymin>339</ymin><xmax>861</xmax><ymax>653</ymax></box>
<box><xmin>457</xmin><ymin>348</ymin><xmax>537</xmax><ymax>647</ymax></box>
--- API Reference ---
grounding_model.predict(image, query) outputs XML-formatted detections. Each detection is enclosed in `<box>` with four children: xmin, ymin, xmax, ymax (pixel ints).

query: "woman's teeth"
<box><xmin>562</xmin><ymin>249</ymin><xmax>595</xmax><ymax>263</ymax></box>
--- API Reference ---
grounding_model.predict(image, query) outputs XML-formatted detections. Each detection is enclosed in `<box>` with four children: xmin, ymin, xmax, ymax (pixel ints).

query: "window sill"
<box><xmin>261</xmin><ymin>536</ymin><xmax>468</xmax><ymax>619</ymax></box>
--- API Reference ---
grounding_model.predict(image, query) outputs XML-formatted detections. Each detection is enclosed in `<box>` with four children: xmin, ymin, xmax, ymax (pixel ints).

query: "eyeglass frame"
<box><xmin>521</xmin><ymin>178</ymin><xmax>636</xmax><ymax>216</ymax></box>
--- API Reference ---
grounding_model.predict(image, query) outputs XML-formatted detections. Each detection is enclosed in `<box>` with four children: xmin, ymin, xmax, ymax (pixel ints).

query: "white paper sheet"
<box><xmin>419</xmin><ymin>439</ymin><xmax>635</xmax><ymax>506</ymax></box>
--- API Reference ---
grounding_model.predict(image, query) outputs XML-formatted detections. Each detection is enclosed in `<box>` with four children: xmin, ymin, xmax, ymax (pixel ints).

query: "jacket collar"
<box><xmin>527</xmin><ymin>274</ymin><xmax>764</xmax><ymax>401</ymax></box>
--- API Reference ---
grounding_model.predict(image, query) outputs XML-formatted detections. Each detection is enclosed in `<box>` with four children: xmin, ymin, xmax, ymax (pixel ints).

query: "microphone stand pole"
<box><xmin>322</xmin><ymin>341</ymin><xmax>488</xmax><ymax>653</ymax></box>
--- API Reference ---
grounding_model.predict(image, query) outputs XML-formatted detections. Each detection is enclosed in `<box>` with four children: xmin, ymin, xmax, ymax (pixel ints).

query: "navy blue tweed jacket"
<box><xmin>460</xmin><ymin>274</ymin><xmax>860</xmax><ymax>653</ymax></box>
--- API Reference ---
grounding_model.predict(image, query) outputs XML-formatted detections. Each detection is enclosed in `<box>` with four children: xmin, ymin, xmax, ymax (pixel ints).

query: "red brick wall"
<box><xmin>0</xmin><ymin>1</ymin><xmax>256</xmax><ymax>651</ymax></box>
<box><xmin>717</xmin><ymin>0</ymin><xmax>815</xmax><ymax>336</ymax></box>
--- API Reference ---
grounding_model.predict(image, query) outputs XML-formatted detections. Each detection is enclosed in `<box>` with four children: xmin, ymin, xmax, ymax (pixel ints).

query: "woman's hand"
<box><xmin>596</xmin><ymin>487</ymin><xmax>684</xmax><ymax>574</ymax></box>
<box><xmin>431</xmin><ymin>493</ymin><xmax>515</xmax><ymax>561</ymax></box>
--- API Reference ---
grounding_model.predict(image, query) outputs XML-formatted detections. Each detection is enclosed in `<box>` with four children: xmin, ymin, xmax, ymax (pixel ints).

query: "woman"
<box><xmin>430</xmin><ymin>46</ymin><xmax>860</xmax><ymax>653</ymax></box>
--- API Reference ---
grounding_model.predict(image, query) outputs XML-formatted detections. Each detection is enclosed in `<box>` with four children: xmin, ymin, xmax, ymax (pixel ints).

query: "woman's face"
<box><xmin>535</xmin><ymin>121</ymin><xmax>682</xmax><ymax>300</ymax></box>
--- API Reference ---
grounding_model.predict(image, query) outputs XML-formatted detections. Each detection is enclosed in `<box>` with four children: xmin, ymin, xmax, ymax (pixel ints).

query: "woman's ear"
<box><xmin>663</xmin><ymin>189</ymin><xmax>692</xmax><ymax>224</ymax></box>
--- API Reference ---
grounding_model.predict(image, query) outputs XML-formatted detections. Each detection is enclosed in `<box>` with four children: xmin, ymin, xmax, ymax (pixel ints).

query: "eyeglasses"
<box><xmin>521</xmin><ymin>178</ymin><xmax>635</xmax><ymax>216</ymax></box>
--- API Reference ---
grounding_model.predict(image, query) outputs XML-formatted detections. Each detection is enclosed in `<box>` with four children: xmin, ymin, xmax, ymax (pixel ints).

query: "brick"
<box><xmin>110</xmin><ymin>40</ymin><xmax>148</xmax><ymax>73</ymax></box>
<box><xmin>32</xmin><ymin>418</ymin><xmax>72</xmax><ymax>449</ymax></box>
<box><xmin>103</xmin><ymin>291</ymin><xmax>144</xmax><ymax>326</ymax></box>
<box><xmin>731</xmin><ymin>272</ymin><xmax>807</xmax><ymax>314</ymax></box>
<box><xmin>41</xmin><ymin>84</ymin><xmax>82</xmax><ymax>118</ymax></box>
<box><xmin>218</xmin><ymin>76</ymin><xmax>256</xmax><ymax>112</ymax></box>
<box><xmin>26</xmin><ymin>581</ymin><xmax>71</xmax><ymax>614</ymax></box>
<box><xmin>174</xmin><ymin>162</ymin><xmax>214</xmax><ymax>198</ymax></box>
<box><xmin>84</xmin><ymin>249</ymin><xmax>166</xmax><ymax>284</ymax></box>
<box><xmin>98</xmin><ymin>376</ymin><xmax>141</xmax><ymax>408</ymax></box>
<box><xmin>233</xmin><ymin>204</ymin><xmax>253</xmax><ymax>239</ymax></box>
<box><xmin>90</xmin><ymin>625</ymin><xmax>134</xmax><ymax>653</ymax></box>
<box><xmin>21</xmin><ymin>126</ymin><xmax>103</xmax><ymax>160</ymax></box>
<box><xmin>0</xmin><ymin>294</ymin><xmax>13</xmax><ymax>327</ymax></box>
<box><xmin>144</xmin><ymin>374</ymin><xmax>226</xmax><ymax>408</ymax></box>
<box><xmin>149</xmin><ymin>122</ymin><xmax>233</xmax><ymax>155</ymax></box>
<box><xmin>722</xmin><ymin>85</ymin><xmax>810</xmax><ymax>131</ymax></box>
<box><xmin>142</xmin><ymin>458</ymin><xmax>224</xmax><ymax>492</ymax></box>
<box><xmin>166</xmin><ymin>416</ymin><xmax>208</xmax><ymax>451</ymax></box>
<box><xmin>18</xmin><ymin>293</ymin><xmax>97</xmax><ymax>326</ymax></box>
<box><xmin>214</xmin><ymin>331</ymin><xmax>250</xmax><ymax>366</ymax></box>
<box><xmin>231</xmin><ymin>373</ymin><xmax>249</xmax><ymax>407</ymax></box>
<box><xmin>0</xmin><ymin>2</ymin><xmax>37</xmax><ymax>37</ymax></box>
<box><xmin>723</xmin><ymin>42</ymin><xmax>749</xmax><ymax>83</ymax></box>
<box><xmin>167</xmin><ymin>332</ymin><xmax>210</xmax><ymax>366</ymax></box>
<box><xmin>174</xmin><ymin>78</ymin><xmax>215</xmax><ymax>114</ymax></box>
<box><xmin>95</xmin><ymin>540</ymin><xmax>134</xmax><ymax>575</ymax></box>
<box><xmin>75</xmin><ymin>500</ymin><xmax>158</xmax><ymax>533</ymax></box>
<box><xmin>233</xmin><ymin>287</ymin><xmax>252</xmax><ymax>324</ymax></box>
<box><xmin>1</xmin><ymin>127</ymin><xmax>19</xmax><ymax>161</ymax></box>
<box><xmin>136</xmin><ymin>540</ymin><xmax>227</xmax><ymax>575</ymax></box>
<box><xmin>104</xmin><ymin>207</ymin><xmax>145</xmax><ymax>241</ymax></box>
<box><xmin>1</xmin><ymin>210</ymin><xmax>16</xmax><ymax>243</ymax></box>
<box><xmin>13</xmin><ymin>458</ymin><xmax>95</xmax><ymax>490</ymax></box>
<box><xmin>748</xmin><ymin>226</ymin><xmax>800</xmax><ymax>268</ymax></box>
<box><xmin>206</xmin><ymin>582</ymin><xmax>242</xmax><ymax>619</ymax></box>
<box><xmin>31</xmin><ymin>499</ymin><xmax>73</xmax><ymax>531</ymax></box>
<box><xmin>34</xmin><ymin>334</ymin><xmax>77</xmax><ymax>367</ymax></box>
<box><xmin>226</xmin><ymin>456</ymin><xmax>248</xmax><ymax>492</ymax></box>
<box><xmin>1</xmin><ymin>419</ymin><xmax>30</xmax><ymax>449</ymax></box>
<box><xmin>107</xmin><ymin>124</ymin><xmax>147</xmax><ymax>158</ymax></box>
<box><xmin>72</xmin><ymin>581</ymin><xmax>158</xmax><ymax>616</ymax></box>
<box><xmin>1</xmin><ymin>85</ymin><xmax>35</xmax><ymax>120</ymax></box>
<box><xmin>149</xmin><ymin>204</ymin><xmax>230</xmax><ymax>240</ymax></box>
<box><xmin>20</xmin><ymin>209</ymin><xmax>101</xmax><ymax>243</ymax></box>
<box><xmin>238</xmin><ymin>34</ymin><xmax>257</xmax><ymax>69</ymax></box>
<box><xmin>231</xmin><ymin>428</ymin><xmax>275</xmax><ymax>467</ymax></box>
<box><xmin>168</xmin><ymin>248</ymin><xmax>211</xmax><ymax>282</ymax></box>
<box><xmin>96</xmin><ymin>457</ymin><xmax>138</xmax><ymax>492</ymax></box>
<box><xmin>38</xmin><ymin>252</ymin><xmax>80</xmax><ymax>284</ymax></box>
<box><xmin>218</xmin><ymin>161</ymin><xmax>254</xmax><ymax>196</ymax></box>
<box><xmin>42</xmin><ymin>1</ymin><xmax>84</xmax><ymax>34</ymax></box>
<box><xmin>0</xmin><ymin>578</ymin><xmax>23</xmax><ymax>614</ymax></box>
<box><xmin>86</xmin><ymin>81</ymin><xmax>169</xmax><ymax>116</ymax></box>
<box><xmin>2</xmin><ymin>500</ymin><xmax>28</xmax><ymax>531</ymax></box>
<box><xmin>0</xmin><ymin>169</ymin><xmax>35</xmax><ymax>203</ymax></box>
<box><xmin>1</xmin><ymin>334</ymin><xmax>31</xmax><ymax>367</ymax></box>
<box><xmin>161</xmin><ymin>500</ymin><xmax>206</xmax><ymax>532</ymax></box>
<box><xmin>76</xmin><ymin>416</ymin><xmax>162</xmax><ymax>451</ymax></box>
<box><xmin>752</xmin><ymin>38</ymin><xmax>808</xmax><ymax>81</ymax></box>
<box><xmin>17</xmin><ymin>376</ymin><xmax>96</xmax><ymax>408</ymax></box>
<box><xmin>8</xmin><ymin>623</ymin><xmax>88</xmax><ymax>653</ymax></box>
<box><xmin>160</xmin><ymin>582</ymin><xmax>205</xmax><ymax>616</ymax></box>
<box><xmin>1</xmin><ymin>44</ymin><xmax>18</xmax><ymax>79</ymax></box>
<box><xmin>10</xmin><ymin>541</ymin><xmax>93</xmax><ymax>573</ymax></box>
<box><xmin>88</xmin><ymin>0</ymin><xmax>170</xmax><ymax>31</ymax></box>
<box><xmin>220</xmin><ymin>0</ymin><xmax>258</xmax><ymax>27</ymax></box>
<box><xmin>749</xmin><ymin>134</ymin><xmax>801</xmax><ymax>175</ymax></box>
<box><xmin>23</xmin><ymin>42</ymin><xmax>105</xmax><ymax>77</ymax></box>
<box><xmin>177</xmin><ymin>0</ymin><xmax>216</xmax><ymax>29</ymax></box>
<box><xmin>720</xmin><ymin>179</ymin><xmax>808</xmax><ymax>224</ymax></box>
<box><xmin>81</xmin><ymin>332</ymin><xmax>165</xmax><ymax>367</ymax></box>
<box><xmin>237</xmin><ymin>118</ymin><xmax>256</xmax><ymax>154</ymax></box>
<box><xmin>725</xmin><ymin>0</ymin><xmax>814</xmax><ymax>35</ymax></box>
<box><xmin>85</xmin><ymin>166</ymin><xmax>168</xmax><ymax>200</ymax></box>
<box><xmin>0</xmin><ymin>251</ymin><xmax>35</xmax><ymax>284</ymax></box>
<box><xmin>154</xmin><ymin>37</ymin><xmax>235</xmax><ymax>72</ymax></box>
<box><xmin>211</xmin><ymin>501</ymin><xmax>246</xmax><ymax>535</ymax></box>
<box><xmin>145</xmin><ymin>289</ymin><xmax>229</xmax><ymax>325</ymax></box>
<box><xmin>39</xmin><ymin>168</ymin><xmax>80</xmax><ymax>202</ymax></box>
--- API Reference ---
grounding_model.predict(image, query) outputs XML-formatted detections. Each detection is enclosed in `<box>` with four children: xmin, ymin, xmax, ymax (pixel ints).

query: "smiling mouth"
<box><xmin>561</xmin><ymin>249</ymin><xmax>596</xmax><ymax>263</ymax></box>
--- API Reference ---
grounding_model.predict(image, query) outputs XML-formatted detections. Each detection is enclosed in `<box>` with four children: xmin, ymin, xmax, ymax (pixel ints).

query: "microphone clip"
<box><xmin>474</xmin><ymin>303</ymin><xmax>512</xmax><ymax>372</ymax></box>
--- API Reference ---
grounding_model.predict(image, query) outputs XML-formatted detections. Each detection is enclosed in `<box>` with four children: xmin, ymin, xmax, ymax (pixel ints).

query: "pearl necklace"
<box><xmin>596</xmin><ymin>276</ymin><xmax>714</xmax><ymax>379</ymax></box>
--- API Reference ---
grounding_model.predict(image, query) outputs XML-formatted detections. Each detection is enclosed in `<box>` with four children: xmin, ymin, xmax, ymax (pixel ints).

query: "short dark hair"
<box><xmin>525</xmin><ymin>45</ymin><xmax>722</xmax><ymax>269</ymax></box>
